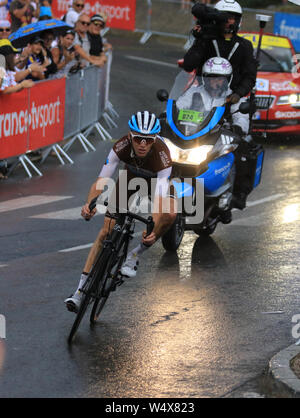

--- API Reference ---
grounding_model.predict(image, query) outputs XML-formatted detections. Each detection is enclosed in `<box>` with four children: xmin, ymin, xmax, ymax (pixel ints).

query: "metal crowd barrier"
<box><xmin>62</xmin><ymin>50</ymin><xmax>119</xmax><ymax>155</ymax></box>
<box><xmin>8</xmin><ymin>50</ymin><xmax>119</xmax><ymax>178</ymax></box>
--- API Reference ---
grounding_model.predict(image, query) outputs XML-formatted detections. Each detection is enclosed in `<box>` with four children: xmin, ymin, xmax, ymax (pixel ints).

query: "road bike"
<box><xmin>67</xmin><ymin>197</ymin><xmax>154</xmax><ymax>344</ymax></box>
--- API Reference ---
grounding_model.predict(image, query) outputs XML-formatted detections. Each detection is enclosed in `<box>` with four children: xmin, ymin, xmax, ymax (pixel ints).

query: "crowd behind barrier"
<box><xmin>0</xmin><ymin>3</ymin><xmax>118</xmax><ymax>179</ymax></box>
<box><xmin>0</xmin><ymin>51</ymin><xmax>116</xmax><ymax>178</ymax></box>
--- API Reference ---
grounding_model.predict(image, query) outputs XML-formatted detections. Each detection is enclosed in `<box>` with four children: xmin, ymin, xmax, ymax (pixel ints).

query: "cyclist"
<box><xmin>65</xmin><ymin>111</ymin><xmax>177</xmax><ymax>313</ymax></box>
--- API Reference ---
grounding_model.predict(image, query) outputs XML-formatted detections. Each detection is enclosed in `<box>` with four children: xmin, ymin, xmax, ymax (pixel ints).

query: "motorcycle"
<box><xmin>157</xmin><ymin>70</ymin><xmax>264</xmax><ymax>251</ymax></box>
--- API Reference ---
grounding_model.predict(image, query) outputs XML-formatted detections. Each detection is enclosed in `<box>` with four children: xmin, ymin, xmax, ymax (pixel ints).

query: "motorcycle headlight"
<box><xmin>277</xmin><ymin>93</ymin><xmax>300</xmax><ymax>106</ymax></box>
<box><xmin>164</xmin><ymin>138</ymin><xmax>213</xmax><ymax>165</ymax></box>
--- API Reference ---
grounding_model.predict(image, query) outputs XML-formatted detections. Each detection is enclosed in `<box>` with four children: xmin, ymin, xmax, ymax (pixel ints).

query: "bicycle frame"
<box><xmin>67</xmin><ymin>199</ymin><xmax>154</xmax><ymax>344</ymax></box>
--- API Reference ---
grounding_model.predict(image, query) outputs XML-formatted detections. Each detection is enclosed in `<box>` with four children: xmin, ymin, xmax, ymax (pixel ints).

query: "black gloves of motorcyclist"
<box><xmin>232</xmin><ymin>125</ymin><xmax>245</xmax><ymax>137</ymax></box>
<box><xmin>226</xmin><ymin>93</ymin><xmax>241</xmax><ymax>105</ymax></box>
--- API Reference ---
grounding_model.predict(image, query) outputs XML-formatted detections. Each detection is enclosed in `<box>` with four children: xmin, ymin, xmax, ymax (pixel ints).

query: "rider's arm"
<box><xmin>182</xmin><ymin>38</ymin><xmax>206</xmax><ymax>72</ymax></box>
<box><xmin>154</xmin><ymin>167</ymin><xmax>173</xmax><ymax>198</ymax></box>
<box><xmin>143</xmin><ymin>166</ymin><xmax>173</xmax><ymax>246</ymax></box>
<box><xmin>82</xmin><ymin>149</ymin><xmax>120</xmax><ymax>218</ymax></box>
<box><xmin>233</xmin><ymin>40</ymin><xmax>257</xmax><ymax>98</ymax></box>
<box><xmin>98</xmin><ymin>149</ymin><xmax>120</xmax><ymax>178</ymax></box>
<box><xmin>231</xmin><ymin>97</ymin><xmax>250</xmax><ymax>135</ymax></box>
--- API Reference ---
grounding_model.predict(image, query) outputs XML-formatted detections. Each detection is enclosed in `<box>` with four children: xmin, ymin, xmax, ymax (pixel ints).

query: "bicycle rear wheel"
<box><xmin>67</xmin><ymin>249</ymin><xmax>111</xmax><ymax>344</ymax></box>
<box><xmin>90</xmin><ymin>235</ymin><xmax>128</xmax><ymax>324</ymax></box>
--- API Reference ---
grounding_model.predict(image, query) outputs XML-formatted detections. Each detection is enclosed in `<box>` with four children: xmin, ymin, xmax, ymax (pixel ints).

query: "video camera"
<box><xmin>191</xmin><ymin>2</ymin><xmax>231</xmax><ymax>40</ymax></box>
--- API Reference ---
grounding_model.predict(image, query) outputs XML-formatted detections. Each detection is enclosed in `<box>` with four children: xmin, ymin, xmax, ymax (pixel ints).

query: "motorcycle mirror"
<box><xmin>239</xmin><ymin>101</ymin><xmax>253</xmax><ymax>114</ymax></box>
<box><xmin>157</xmin><ymin>89</ymin><xmax>169</xmax><ymax>102</ymax></box>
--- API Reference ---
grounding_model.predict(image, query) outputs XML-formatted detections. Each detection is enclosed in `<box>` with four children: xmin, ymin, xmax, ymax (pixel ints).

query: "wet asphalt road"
<box><xmin>0</xmin><ymin>33</ymin><xmax>300</xmax><ymax>398</ymax></box>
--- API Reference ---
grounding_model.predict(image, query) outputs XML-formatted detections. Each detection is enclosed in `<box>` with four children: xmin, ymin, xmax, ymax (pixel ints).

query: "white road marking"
<box><xmin>59</xmin><ymin>231</ymin><xmax>141</xmax><ymax>253</ymax></box>
<box><xmin>0</xmin><ymin>264</ymin><xmax>8</xmax><ymax>268</ymax></box>
<box><xmin>232</xmin><ymin>193</ymin><xmax>284</xmax><ymax>212</ymax></box>
<box><xmin>246</xmin><ymin>193</ymin><xmax>285</xmax><ymax>208</ymax></box>
<box><xmin>261</xmin><ymin>311</ymin><xmax>285</xmax><ymax>315</ymax></box>
<box><xmin>231</xmin><ymin>194</ymin><xmax>285</xmax><ymax>226</ymax></box>
<box><xmin>31</xmin><ymin>204</ymin><xmax>107</xmax><ymax>220</ymax></box>
<box><xmin>31</xmin><ymin>199</ymin><xmax>151</xmax><ymax>220</ymax></box>
<box><xmin>59</xmin><ymin>243</ymin><xmax>93</xmax><ymax>253</ymax></box>
<box><xmin>0</xmin><ymin>195</ymin><xmax>73</xmax><ymax>214</ymax></box>
<box><xmin>125</xmin><ymin>55</ymin><xmax>178</xmax><ymax>68</ymax></box>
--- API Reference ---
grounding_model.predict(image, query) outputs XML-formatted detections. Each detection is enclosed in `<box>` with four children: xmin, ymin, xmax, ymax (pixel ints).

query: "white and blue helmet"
<box><xmin>128</xmin><ymin>111</ymin><xmax>161</xmax><ymax>135</ymax></box>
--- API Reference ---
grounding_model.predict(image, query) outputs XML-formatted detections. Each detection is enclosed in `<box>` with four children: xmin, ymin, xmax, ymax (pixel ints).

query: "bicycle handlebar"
<box><xmin>84</xmin><ymin>196</ymin><xmax>98</xmax><ymax>222</ymax></box>
<box><xmin>86</xmin><ymin>196</ymin><xmax>155</xmax><ymax>236</ymax></box>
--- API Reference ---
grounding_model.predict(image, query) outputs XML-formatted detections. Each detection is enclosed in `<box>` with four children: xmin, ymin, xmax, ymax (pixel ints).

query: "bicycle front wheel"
<box><xmin>67</xmin><ymin>249</ymin><xmax>111</xmax><ymax>344</ymax></box>
<box><xmin>90</xmin><ymin>235</ymin><xmax>128</xmax><ymax>324</ymax></box>
<box><xmin>67</xmin><ymin>290</ymin><xmax>93</xmax><ymax>345</ymax></box>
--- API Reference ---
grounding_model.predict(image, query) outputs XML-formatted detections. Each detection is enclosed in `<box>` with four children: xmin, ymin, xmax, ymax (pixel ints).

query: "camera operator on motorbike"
<box><xmin>182</xmin><ymin>0</ymin><xmax>257</xmax><ymax>210</ymax></box>
<box><xmin>64</xmin><ymin>111</ymin><xmax>177</xmax><ymax>313</ymax></box>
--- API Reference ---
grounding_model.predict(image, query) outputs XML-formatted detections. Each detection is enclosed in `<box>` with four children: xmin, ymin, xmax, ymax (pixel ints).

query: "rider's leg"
<box><xmin>83</xmin><ymin>215</ymin><xmax>116</xmax><ymax>274</ymax></box>
<box><xmin>121</xmin><ymin>196</ymin><xmax>177</xmax><ymax>277</ymax></box>
<box><xmin>151</xmin><ymin>195</ymin><xmax>177</xmax><ymax>240</ymax></box>
<box><xmin>64</xmin><ymin>215</ymin><xmax>116</xmax><ymax>312</ymax></box>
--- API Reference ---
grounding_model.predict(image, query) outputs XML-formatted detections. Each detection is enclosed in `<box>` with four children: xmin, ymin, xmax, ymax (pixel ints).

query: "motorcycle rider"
<box><xmin>182</xmin><ymin>0</ymin><xmax>257</xmax><ymax>209</ymax></box>
<box><xmin>177</xmin><ymin>56</ymin><xmax>250</xmax><ymax>224</ymax></box>
<box><xmin>178</xmin><ymin>57</ymin><xmax>249</xmax><ymax>136</ymax></box>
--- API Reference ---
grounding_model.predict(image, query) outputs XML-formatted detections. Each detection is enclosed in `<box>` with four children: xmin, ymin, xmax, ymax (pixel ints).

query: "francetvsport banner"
<box><xmin>0</xmin><ymin>78</ymin><xmax>65</xmax><ymax>159</ymax></box>
<box><xmin>52</xmin><ymin>0</ymin><xmax>136</xmax><ymax>31</ymax></box>
<box><xmin>274</xmin><ymin>12</ymin><xmax>300</xmax><ymax>52</ymax></box>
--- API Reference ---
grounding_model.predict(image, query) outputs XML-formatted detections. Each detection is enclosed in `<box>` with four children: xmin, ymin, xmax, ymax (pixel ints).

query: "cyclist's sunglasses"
<box><xmin>130</xmin><ymin>132</ymin><xmax>156</xmax><ymax>144</ymax></box>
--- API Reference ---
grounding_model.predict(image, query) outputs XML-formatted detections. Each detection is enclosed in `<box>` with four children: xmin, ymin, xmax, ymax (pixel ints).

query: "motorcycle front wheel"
<box><xmin>192</xmin><ymin>217</ymin><xmax>217</xmax><ymax>236</ymax></box>
<box><xmin>161</xmin><ymin>214</ymin><xmax>185</xmax><ymax>252</ymax></box>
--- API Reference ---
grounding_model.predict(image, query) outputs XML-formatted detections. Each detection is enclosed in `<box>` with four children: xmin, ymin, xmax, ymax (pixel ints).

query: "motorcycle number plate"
<box><xmin>178</xmin><ymin>109</ymin><xmax>205</xmax><ymax>124</ymax></box>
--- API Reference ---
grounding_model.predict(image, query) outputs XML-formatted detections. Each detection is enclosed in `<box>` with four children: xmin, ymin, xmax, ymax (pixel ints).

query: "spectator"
<box><xmin>88</xmin><ymin>13</ymin><xmax>112</xmax><ymax>64</ymax></box>
<box><xmin>0</xmin><ymin>0</ymin><xmax>8</xmax><ymax>20</ymax></box>
<box><xmin>9</xmin><ymin>0</ymin><xmax>40</xmax><ymax>32</ymax></box>
<box><xmin>74</xmin><ymin>13</ymin><xmax>104</xmax><ymax>67</ymax></box>
<box><xmin>40</xmin><ymin>29</ymin><xmax>58</xmax><ymax>77</ymax></box>
<box><xmin>51</xmin><ymin>29</ymin><xmax>80</xmax><ymax>78</ymax></box>
<box><xmin>16</xmin><ymin>35</ymin><xmax>50</xmax><ymax>81</ymax></box>
<box><xmin>0</xmin><ymin>39</ymin><xmax>34</xmax><ymax>93</ymax></box>
<box><xmin>0</xmin><ymin>38</ymin><xmax>44</xmax><ymax>79</ymax></box>
<box><xmin>38</xmin><ymin>0</ymin><xmax>52</xmax><ymax>20</ymax></box>
<box><xmin>0</xmin><ymin>53</ymin><xmax>4</xmax><ymax>84</ymax></box>
<box><xmin>0</xmin><ymin>19</ymin><xmax>11</xmax><ymax>39</ymax></box>
<box><xmin>0</xmin><ymin>52</ymin><xmax>7</xmax><ymax>180</ymax></box>
<box><xmin>65</xmin><ymin>0</ymin><xmax>84</xmax><ymax>28</ymax></box>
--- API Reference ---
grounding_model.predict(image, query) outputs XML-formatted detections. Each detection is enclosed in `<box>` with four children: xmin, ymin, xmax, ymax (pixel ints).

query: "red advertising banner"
<box><xmin>0</xmin><ymin>78</ymin><xmax>65</xmax><ymax>159</ymax></box>
<box><xmin>52</xmin><ymin>0</ymin><xmax>136</xmax><ymax>31</ymax></box>
<box><xmin>0</xmin><ymin>90</ymin><xmax>29</xmax><ymax>159</ymax></box>
<box><xmin>28</xmin><ymin>78</ymin><xmax>65</xmax><ymax>151</ymax></box>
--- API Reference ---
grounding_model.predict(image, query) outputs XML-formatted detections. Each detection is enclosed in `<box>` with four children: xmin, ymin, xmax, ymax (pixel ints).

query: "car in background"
<box><xmin>240</xmin><ymin>32</ymin><xmax>300</xmax><ymax>138</ymax></box>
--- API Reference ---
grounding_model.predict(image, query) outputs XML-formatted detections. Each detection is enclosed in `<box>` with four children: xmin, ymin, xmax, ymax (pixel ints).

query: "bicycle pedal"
<box><xmin>111</xmin><ymin>278</ymin><xmax>124</xmax><ymax>291</ymax></box>
<box><xmin>117</xmin><ymin>278</ymin><xmax>124</xmax><ymax>286</ymax></box>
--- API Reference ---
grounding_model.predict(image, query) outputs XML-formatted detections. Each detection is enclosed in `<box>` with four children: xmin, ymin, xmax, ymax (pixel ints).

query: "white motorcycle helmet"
<box><xmin>214</xmin><ymin>0</ymin><xmax>242</xmax><ymax>33</ymax></box>
<box><xmin>202</xmin><ymin>57</ymin><xmax>233</xmax><ymax>97</ymax></box>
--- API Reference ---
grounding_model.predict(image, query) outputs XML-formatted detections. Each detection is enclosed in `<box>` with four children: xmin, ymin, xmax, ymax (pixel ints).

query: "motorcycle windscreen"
<box><xmin>167</xmin><ymin>75</ymin><xmax>228</xmax><ymax>141</ymax></box>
